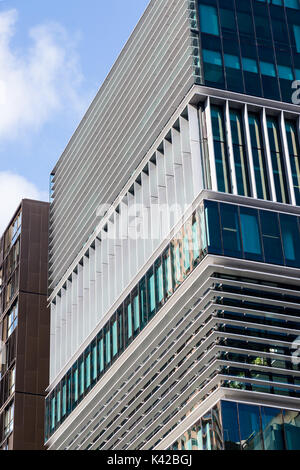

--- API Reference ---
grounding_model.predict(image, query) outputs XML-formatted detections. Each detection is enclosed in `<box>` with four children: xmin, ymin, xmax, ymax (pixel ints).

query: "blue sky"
<box><xmin>0</xmin><ymin>0</ymin><xmax>149</xmax><ymax>232</ymax></box>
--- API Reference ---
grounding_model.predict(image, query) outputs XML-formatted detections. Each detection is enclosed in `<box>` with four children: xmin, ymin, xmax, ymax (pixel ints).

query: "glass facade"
<box><xmin>208</xmin><ymin>103</ymin><xmax>300</xmax><ymax>204</ymax></box>
<box><xmin>199</xmin><ymin>0</ymin><xmax>300</xmax><ymax>103</ymax></box>
<box><xmin>170</xmin><ymin>401</ymin><xmax>300</xmax><ymax>450</ymax></box>
<box><xmin>45</xmin><ymin>198</ymin><xmax>300</xmax><ymax>440</ymax></box>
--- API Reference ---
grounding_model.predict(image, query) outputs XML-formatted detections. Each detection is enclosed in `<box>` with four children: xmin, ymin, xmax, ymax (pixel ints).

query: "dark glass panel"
<box><xmin>267</xmin><ymin>116</ymin><xmax>289</xmax><ymax>203</ymax></box>
<box><xmin>237</xmin><ymin>11</ymin><xmax>255</xmax><ymax>36</ymax></box>
<box><xmin>132</xmin><ymin>288</ymin><xmax>140</xmax><ymax>334</ymax></box>
<box><xmin>204</xmin><ymin>200</ymin><xmax>222</xmax><ymax>255</ymax></box>
<box><xmin>283</xmin><ymin>409</ymin><xmax>300</xmax><ymax>449</ymax></box>
<box><xmin>240</xmin><ymin>207</ymin><xmax>263</xmax><ymax>261</ymax></box>
<box><xmin>221</xmin><ymin>401</ymin><xmax>241</xmax><ymax>450</ymax></box>
<box><xmin>139</xmin><ymin>278</ymin><xmax>147</xmax><ymax>330</ymax></box>
<box><xmin>146</xmin><ymin>266</ymin><xmax>156</xmax><ymax>320</ymax></box>
<box><xmin>248</xmin><ymin>113</ymin><xmax>270</xmax><ymax>200</ymax></box>
<box><xmin>220</xmin><ymin>203</ymin><xmax>242</xmax><ymax>257</ymax></box>
<box><xmin>261</xmin><ymin>406</ymin><xmax>285</xmax><ymax>450</ymax></box>
<box><xmin>220</xmin><ymin>7</ymin><xmax>236</xmax><ymax>33</ymax></box>
<box><xmin>280</xmin><ymin>213</ymin><xmax>300</xmax><ymax>267</ymax></box>
<box><xmin>124</xmin><ymin>295</ymin><xmax>133</xmax><ymax>342</ymax></box>
<box><xmin>260</xmin><ymin>210</ymin><xmax>284</xmax><ymax>265</ymax></box>
<box><xmin>285</xmin><ymin>120</ymin><xmax>300</xmax><ymax>204</ymax></box>
<box><xmin>238</xmin><ymin>403</ymin><xmax>263</xmax><ymax>450</ymax></box>
<box><xmin>230</xmin><ymin>109</ymin><xmax>250</xmax><ymax>196</ymax></box>
<box><xmin>202</xmin><ymin>49</ymin><xmax>225</xmax><ymax>87</ymax></box>
<box><xmin>211</xmin><ymin>105</ymin><xmax>231</xmax><ymax>193</ymax></box>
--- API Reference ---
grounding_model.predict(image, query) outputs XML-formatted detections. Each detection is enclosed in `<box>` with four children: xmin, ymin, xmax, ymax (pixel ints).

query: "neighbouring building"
<box><xmin>0</xmin><ymin>199</ymin><xmax>50</xmax><ymax>450</ymax></box>
<box><xmin>45</xmin><ymin>0</ymin><xmax>300</xmax><ymax>450</ymax></box>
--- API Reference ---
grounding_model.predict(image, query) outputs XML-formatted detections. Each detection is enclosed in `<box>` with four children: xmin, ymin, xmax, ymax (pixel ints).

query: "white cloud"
<box><xmin>0</xmin><ymin>9</ymin><xmax>87</xmax><ymax>139</ymax></box>
<box><xmin>0</xmin><ymin>171</ymin><xmax>47</xmax><ymax>234</ymax></box>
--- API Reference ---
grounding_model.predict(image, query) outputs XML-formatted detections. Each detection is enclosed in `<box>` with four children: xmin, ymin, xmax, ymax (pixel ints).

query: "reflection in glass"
<box><xmin>285</xmin><ymin>120</ymin><xmax>300</xmax><ymax>205</ymax></box>
<box><xmin>283</xmin><ymin>409</ymin><xmax>300</xmax><ymax>449</ymax></box>
<box><xmin>230</xmin><ymin>109</ymin><xmax>250</xmax><ymax>196</ymax></box>
<box><xmin>238</xmin><ymin>403</ymin><xmax>263</xmax><ymax>450</ymax></box>
<box><xmin>220</xmin><ymin>203</ymin><xmax>242</xmax><ymax>257</ymax></box>
<box><xmin>248</xmin><ymin>113</ymin><xmax>270</xmax><ymax>200</ymax></box>
<box><xmin>211</xmin><ymin>106</ymin><xmax>231</xmax><ymax>193</ymax></box>
<box><xmin>221</xmin><ymin>401</ymin><xmax>240</xmax><ymax>450</ymax></box>
<box><xmin>260</xmin><ymin>210</ymin><xmax>284</xmax><ymax>265</ymax></box>
<box><xmin>267</xmin><ymin>117</ymin><xmax>289</xmax><ymax>203</ymax></box>
<box><xmin>261</xmin><ymin>406</ymin><xmax>285</xmax><ymax>450</ymax></box>
<box><xmin>240</xmin><ymin>207</ymin><xmax>262</xmax><ymax>260</ymax></box>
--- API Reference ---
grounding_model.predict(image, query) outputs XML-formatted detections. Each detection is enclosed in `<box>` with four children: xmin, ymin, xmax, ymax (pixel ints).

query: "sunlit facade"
<box><xmin>46</xmin><ymin>0</ymin><xmax>300</xmax><ymax>450</ymax></box>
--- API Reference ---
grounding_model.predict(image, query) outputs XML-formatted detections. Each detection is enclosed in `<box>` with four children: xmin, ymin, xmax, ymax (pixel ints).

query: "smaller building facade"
<box><xmin>0</xmin><ymin>199</ymin><xmax>50</xmax><ymax>450</ymax></box>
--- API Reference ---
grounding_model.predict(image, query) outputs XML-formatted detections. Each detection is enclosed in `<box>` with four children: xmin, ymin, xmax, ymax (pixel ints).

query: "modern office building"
<box><xmin>45</xmin><ymin>0</ymin><xmax>300</xmax><ymax>450</ymax></box>
<box><xmin>0</xmin><ymin>199</ymin><xmax>50</xmax><ymax>450</ymax></box>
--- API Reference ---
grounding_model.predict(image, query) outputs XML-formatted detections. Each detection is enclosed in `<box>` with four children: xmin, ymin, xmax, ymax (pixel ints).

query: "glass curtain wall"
<box><xmin>198</xmin><ymin>0</ymin><xmax>300</xmax><ymax>103</ymax></box>
<box><xmin>171</xmin><ymin>401</ymin><xmax>300</xmax><ymax>450</ymax></box>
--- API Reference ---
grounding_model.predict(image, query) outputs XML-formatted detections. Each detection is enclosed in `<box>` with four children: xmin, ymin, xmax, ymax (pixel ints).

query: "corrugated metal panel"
<box><xmin>49</xmin><ymin>0</ymin><xmax>196</xmax><ymax>289</ymax></box>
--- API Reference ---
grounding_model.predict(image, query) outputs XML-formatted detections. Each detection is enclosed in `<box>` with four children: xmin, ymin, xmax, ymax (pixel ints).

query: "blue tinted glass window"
<box><xmin>127</xmin><ymin>302</ymin><xmax>132</xmax><ymax>339</ymax></box>
<box><xmin>283</xmin><ymin>409</ymin><xmax>300</xmax><ymax>449</ymax></box>
<box><xmin>139</xmin><ymin>278</ymin><xmax>147</xmax><ymax>328</ymax></box>
<box><xmin>221</xmin><ymin>401</ymin><xmax>241</xmax><ymax>450</ymax></box>
<box><xmin>293</xmin><ymin>25</ymin><xmax>300</xmax><ymax>53</ymax></box>
<box><xmin>220</xmin><ymin>8</ymin><xmax>236</xmax><ymax>32</ymax></box>
<box><xmin>155</xmin><ymin>261</ymin><xmax>164</xmax><ymax>304</ymax></box>
<box><xmin>199</xmin><ymin>5</ymin><xmax>220</xmax><ymax>36</ymax></box>
<box><xmin>285</xmin><ymin>120</ymin><xmax>300</xmax><ymax>204</ymax></box>
<box><xmin>98</xmin><ymin>337</ymin><xmax>104</xmax><ymax>374</ymax></box>
<box><xmin>85</xmin><ymin>352</ymin><xmax>91</xmax><ymax>389</ymax></box>
<box><xmin>230</xmin><ymin>109</ymin><xmax>251</xmax><ymax>196</ymax></box>
<box><xmin>56</xmin><ymin>391</ymin><xmax>61</xmax><ymax>424</ymax></box>
<box><xmin>62</xmin><ymin>383</ymin><xmax>67</xmax><ymax>417</ymax></box>
<box><xmin>238</xmin><ymin>403</ymin><xmax>263</xmax><ymax>450</ymax></box>
<box><xmin>147</xmin><ymin>268</ymin><xmax>156</xmax><ymax>318</ymax></box>
<box><xmin>73</xmin><ymin>367</ymin><xmax>78</xmax><ymax>403</ymax></box>
<box><xmin>240</xmin><ymin>207</ymin><xmax>262</xmax><ymax>260</ymax></box>
<box><xmin>202</xmin><ymin>48</ymin><xmax>224</xmax><ymax>87</ymax></box>
<box><xmin>211</xmin><ymin>106</ymin><xmax>231</xmax><ymax>193</ymax></box>
<box><xmin>267</xmin><ymin>117</ymin><xmax>289</xmax><ymax>203</ymax></box>
<box><xmin>277</xmin><ymin>65</ymin><xmax>294</xmax><ymax>80</ymax></box>
<box><xmin>248</xmin><ymin>113</ymin><xmax>270</xmax><ymax>200</ymax></box>
<box><xmin>112</xmin><ymin>320</ymin><xmax>118</xmax><ymax>356</ymax></box>
<box><xmin>280</xmin><ymin>213</ymin><xmax>300</xmax><ymax>267</ymax></box>
<box><xmin>285</xmin><ymin>0</ymin><xmax>299</xmax><ymax>8</ymax></box>
<box><xmin>78</xmin><ymin>358</ymin><xmax>84</xmax><ymax>396</ymax></box>
<box><xmin>242</xmin><ymin>57</ymin><xmax>258</xmax><ymax>73</ymax></box>
<box><xmin>220</xmin><ymin>203</ymin><xmax>242</xmax><ymax>257</ymax></box>
<box><xmin>202</xmin><ymin>49</ymin><xmax>222</xmax><ymax>66</ymax></box>
<box><xmin>105</xmin><ymin>330</ymin><xmax>111</xmax><ymax>365</ymax></box>
<box><xmin>51</xmin><ymin>396</ymin><xmax>56</xmax><ymax>431</ymax></box>
<box><xmin>204</xmin><ymin>201</ymin><xmax>222</xmax><ymax>255</ymax></box>
<box><xmin>260</xmin><ymin>210</ymin><xmax>284</xmax><ymax>265</ymax></box>
<box><xmin>261</xmin><ymin>406</ymin><xmax>284</xmax><ymax>450</ymax></box>
<box><xmin>224</xmin><ymin>54</ymin><xmax>241</xmax><ymax>69</ymax></box>
<box><xmin>260</xmin><ymin>61</ymin><xmax>276</xmax><ymax>77</ymax></box>
<box><xmin>78</xmin><ymin>360</ymin><xmax>84</xmax><ymax>396</ymax></box>
<box><xmin>92</xmin><ymin>343</ymin><xmax>97</xmax><ymax>381</ymax></box>
<box><xmin>133</xmin><ymin>293</ymin><xmax>140</xmax><ymax>332</ymax></box>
